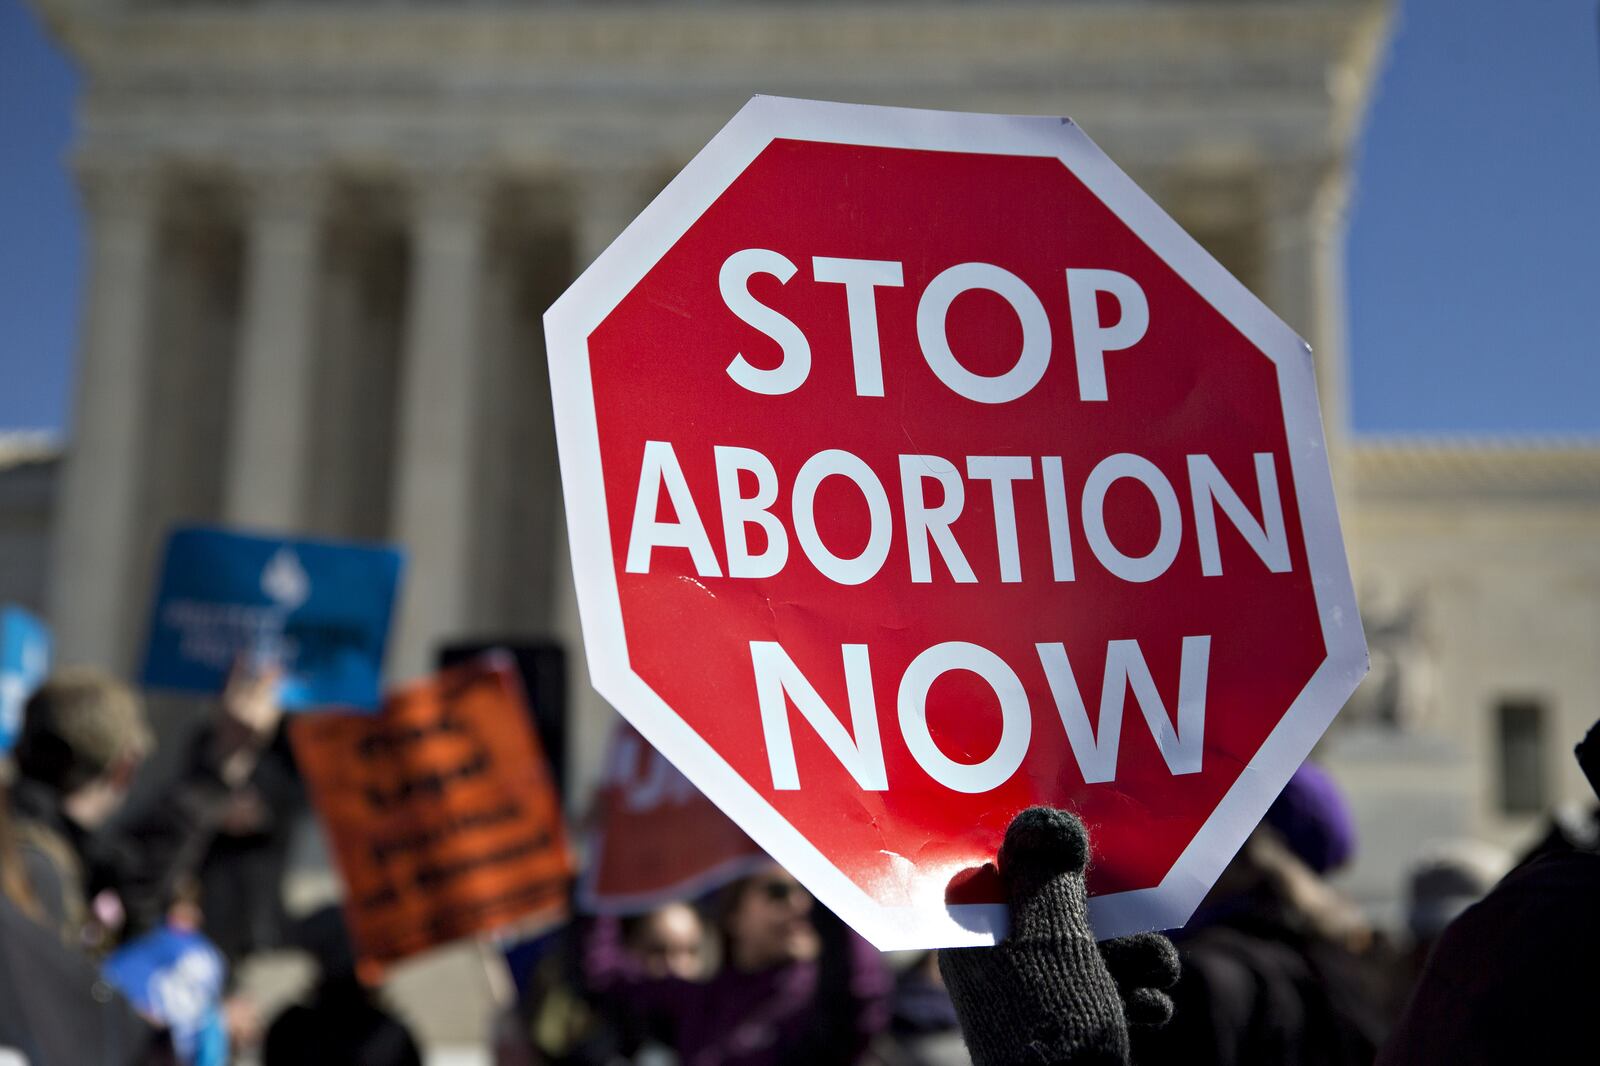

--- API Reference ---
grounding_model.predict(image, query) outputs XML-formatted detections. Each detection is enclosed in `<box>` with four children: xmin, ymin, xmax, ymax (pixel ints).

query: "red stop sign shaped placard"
<box><xmin>546</xmin><ymin>97</ymin><xmax>1367</xmax><ymax>949</ymax></box>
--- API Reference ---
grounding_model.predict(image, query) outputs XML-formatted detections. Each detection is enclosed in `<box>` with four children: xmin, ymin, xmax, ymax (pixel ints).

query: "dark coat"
<box><xmin>1132</xmin><ymin>898</ymin><xmax>1389</xmax><ymax>1066</ymax></box>
<box><xmin>1378</xmin><ymin>850</ymin><xmax>1600</xmax><ymax>1066</ymax></box>
<box><xmin>11</xmin><ymin>730</ymin><xmax>233</xmax><ymax>947</ymax></box>
<box><xmin>0</xmin><ymin>892</ymin><xmax>173</xmax><ymax>1066</ymax></box>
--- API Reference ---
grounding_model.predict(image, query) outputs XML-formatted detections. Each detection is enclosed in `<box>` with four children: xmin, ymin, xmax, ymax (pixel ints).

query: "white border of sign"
<box><xmin>545</xmin><ymin>96</ymin><xmax>1369</xmax><ymax>951</ymax></box>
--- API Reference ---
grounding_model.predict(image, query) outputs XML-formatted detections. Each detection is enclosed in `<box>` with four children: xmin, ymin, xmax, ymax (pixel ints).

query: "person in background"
<box><xmin>9</xmin><ymin>662</ymin><xmax>282</xmax><ymax>952</ymax></box>
<box><xmin>1509</xmin><ymin>799</ymin><xmax>1600</xmax><ymax>867</ymax></box>
<box><xmin>1</xmin><ymin>777</ymin><xmax>174</xmax><ymax>1064</ymax></box>
<box><xmin>879</xmin><ymin>952</ymin><xmax>969</xmax><ymax>1066</ymax></box>
<box><xmin>0</xmin><ymin>777</ymin><xmax>41</xmax><ymax>922</ymax></box>
<box><xmin>262</xmin><ymin>904</ymin><xmax>422</xmax><ymax>1066</ymax></box>
<box><xmin>1376</xmin><ymin>720</ymin><xmax>1600</xmax><ymax>1065</ymax></box>
<box><xmin>1130</xmin><ymin>763</ymin><xmax>1391</xmax><ymax>1066</ymax></box>
<box><xmin>1392</xmin><ymin>838</ymin><xmax>1507</xmax><ymax>1017</ymax></box>
<box><xmin>623</xmin><ymin>900</ymin><xmax>707</xmax><ymax>982</ymax></box>
<box><xmin>583</xmin><ymin>864</ymin><xmax>891</xmax><ymax>1066</ymax></box>
<box><xmin>198</xmin><ymin>725</ymin><xmax>303</xmax><ymax>966</ymax></box>
<box><xmin>495</xmin><ymin>901</ymin><xmax>710</xmax><ymax>1066</ymax></box>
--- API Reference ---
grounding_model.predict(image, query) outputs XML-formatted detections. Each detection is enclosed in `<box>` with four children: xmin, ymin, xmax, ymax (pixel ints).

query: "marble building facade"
<box><xmin>32</xmin><ymin>0</ymin><xmax>1390</xmax><ymax>806</ymax></box>
<box><xmin>18</xmin><ymin>0</ymin><xmax>1600</xmax><ymax>934</ymax></box>
<box><xmin>15</xmin><ymin>0</ymin><xmax>1600</xmax><ymax>1044</ymax></box>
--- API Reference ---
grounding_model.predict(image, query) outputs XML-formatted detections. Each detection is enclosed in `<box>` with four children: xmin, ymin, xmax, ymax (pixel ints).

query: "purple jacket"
<box><xmin>582</xmin><ymin>915</ymin><xmax>890</xmax><ymax>1066</ymax></box>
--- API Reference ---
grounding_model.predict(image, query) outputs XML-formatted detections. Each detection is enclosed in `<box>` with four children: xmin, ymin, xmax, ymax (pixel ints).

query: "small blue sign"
<box><xmin>104</xmin><ymin>925</ymin><xmax>228</xmax><ymax>1066</ymax></box>
<box><xmin>0</xmin><ymin>605</ymin><xmax>51</xmax><ymax>752</ymax></box>
<box><xmin>141</xmin><ymin>526</ymin><xmax>404</xmax><ymax>712</ymax></box>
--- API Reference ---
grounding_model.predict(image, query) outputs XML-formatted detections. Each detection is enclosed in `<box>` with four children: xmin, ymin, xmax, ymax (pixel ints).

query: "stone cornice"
<box><xmin>1352</xmin><ymin>438</ymin><xmax>1600</xmax><ymax>505</ymax></box>
<box><xmin>0</xmin><ymin>433</ymin><xmax>62</xmax><ymax>473</ymax></box>
<box><xmin>33</xmin><ymin>0</ymin><xmax>1389</xmax><ymax>173</ymax></box>
<box><xmin>70</xmin><ymin>98</ymin><xmax>1347</xmax><ymax>178</ymax></box>
<box><xmin>49</xmin><ymin>3</ymin><xmax>1382</xmax><ymax>69</ymax></box>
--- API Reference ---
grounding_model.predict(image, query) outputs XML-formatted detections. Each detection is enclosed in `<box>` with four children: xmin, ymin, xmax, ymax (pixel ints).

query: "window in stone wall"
<box><xmin>1496</xmin><ymin>698</ymin><xmax>1548</xmax><ymax>816</ymax></box>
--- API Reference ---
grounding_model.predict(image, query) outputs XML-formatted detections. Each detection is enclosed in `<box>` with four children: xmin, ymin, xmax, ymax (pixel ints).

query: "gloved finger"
<box><xmin>1099</xmin><ymin>931</ymin><xmax>1180</xmax><ymax>992</ymax></box>
<box><xmin>997</xmin><ymin>807</ymin><xmax>1091</xmax><ymax>897</ymax></box>
<box><xmin>1123</xmin><ymin>986</ymin><xmax>1176</xmax><ymax>1029</ymax></box>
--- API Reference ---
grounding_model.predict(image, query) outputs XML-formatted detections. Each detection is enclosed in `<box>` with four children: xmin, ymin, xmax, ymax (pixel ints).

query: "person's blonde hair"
<box><xmin>13</xmin><ymin>667</ymin><xmax>154</xmax><ymax>793</ymax></box>
<box><xmin>0</xmin><ymin>786</ymin><xmax>41</xmax><ymax>919</ymax></box>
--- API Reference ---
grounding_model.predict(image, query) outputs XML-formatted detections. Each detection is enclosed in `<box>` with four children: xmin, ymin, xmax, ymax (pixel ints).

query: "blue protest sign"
<box><xmin>103</xmin><ymin>925</ymin><xmax>228</xmax><ymax>1066</ymax></box>
<box><xmin>142</xmin><ymin>526</ymin><xmax>403</xmax><ymax>711</ymax></box>
<box><xmin>0</xmin><ymin>605</ymin><xmax>51</xmax><ymax>752</ymax></box>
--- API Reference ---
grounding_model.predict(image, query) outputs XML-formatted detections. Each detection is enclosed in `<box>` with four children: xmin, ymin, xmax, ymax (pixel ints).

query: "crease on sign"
<box><xmin>758</xmin><ymin>591</ymin><xmax>780</xmax><ymax>639</ymax></box>
<box><xmin>647</xmin><ymin>294</ymin><xmax>694</xmax><ymax>321</ymax></box>
<box><xmin>841</xmin><ymin>796</ymin><xmax>895</xmax><ymax>867</ymax></box>
<box><xmin>840</xmin><ymin>797</ymin><xmax>914</xmax><ymax>908</ymax></box>
<box><xmin>1201</xmin><ymin>739</ymin><xmax>1252</xmax><ymax>781</ymax></box>
<box><xmin>706</xmin><ymin>581</ymin><xmax>781</xmax><ymax>637</ymax></box>
<box><xmin>769</xmin><ymin>598</ymin><xmax>828</xmax><ymax>631</ymax></box>
<box><xmin>911</xmin><ymin>836</ymin><xmax>965</xmax><ymax>868</ymax></box>
<box><xmin>874</xmin><ymin>846</ymin><xmax>918</xmax><ymax>908</ymax></box>
<box><xmin>676</xmin><ymin>574</ymin><xmax>715</xmax><ymax>597</ymax></box>
<box><xmin>768</xmin><ymin>591</ymin><xmax>916</xmax><ymax>636</ymax></box>
<box><xmin>840</xmin><ymin>788</ymin><xmax>887</xmax><ymax>842</ymax></box>
<box><xmin>1097</xmin><ymin>785</ymin><xmax>1159</xmax><ymax>842</ymax></box>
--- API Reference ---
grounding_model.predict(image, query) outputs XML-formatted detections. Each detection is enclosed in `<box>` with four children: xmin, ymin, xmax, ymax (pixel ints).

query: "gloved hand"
<box><xmin>939</xmin><ymin>807</ymin><xmax>1179</xmax><ymax>1066</ymax></box>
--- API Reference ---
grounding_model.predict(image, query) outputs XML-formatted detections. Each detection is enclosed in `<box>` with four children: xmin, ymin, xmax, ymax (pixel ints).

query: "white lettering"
<box><xmin>751</xmin><ymin>641</ymin><xmax>887</xmax><ymax>791</ymax></box>
<box><xmin>899</xmin><ymin>455</ymin><xmax>977</xmax><ymax>583</ymax></box>
<box><xmin>1065</xmin><ymin>269</ymin><xmax>1149</xmax><ymax>402</ymax></box>
<box><xmin>625</xmin><ymin>441</ymin><xmax>721</xmax><ymax>577</ymax></box>
<box><xmin>1036</xmin><ymin>635</ymin><xmax>1210</xmax><ymax>783</ymax></box>
<box><xmin>966</xmin><ymin>456</ymin><xmax>1033</xmax><ymax>583</ymax></box>
<box><xmin>722</xmin><ymin>248</ymin><xmax>812</xmax><ymax>395</ymax></box>
<box><xmin>1188</xmin><ymin>453</ymin><xmax>1291</xmax><ymax>576</ymax></box>
<box><xmin>792</xmin><ymin>449</ymin><xmax>893</xmax><ymax>585</ymax></box>
<box><xmin>811</xmin><ymin>256</ymin><xmax>904</xmax><ymax>397</ymax></box>
<box><xmin>916</xmin><ymin>262</ymin><xmax>1052</xmax><ymax>404</ymax></box>
<box><xmin>714</xmin><ymin>445</ymin><xmax>789</xmax><ymax>579</ymax></box>
<box><xmin>1040</xmin><ymin>455</ymin><xmax>1076</xmax><ymax>581</ymax></box>
<box><xmin>1081</xmin><ymin>453</ymin><xmax>1182</xmax><ymax>583</ymax></box>
<box><xmin>898</xmin><ymin>642</ymin><xmax>1031</xmax><ymax>794</ymax></box>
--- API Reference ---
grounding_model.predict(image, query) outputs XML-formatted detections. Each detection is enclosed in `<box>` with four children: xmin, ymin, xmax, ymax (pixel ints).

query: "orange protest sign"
<box><xmin>577</xmin><ymin>721</ymin><xmax>767</xmax><ymax>914</ymax></box>
<box><xmin>290</xmin><ymin>654</ymin><xmax>573</xmax><ymax>975</ymax></box>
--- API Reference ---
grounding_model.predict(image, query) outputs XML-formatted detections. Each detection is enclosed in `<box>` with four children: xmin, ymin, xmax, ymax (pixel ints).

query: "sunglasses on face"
<box><xmin>755</xmin><ymin>878</ymin><xmax>804</xmax><ymax>904</ymax></box>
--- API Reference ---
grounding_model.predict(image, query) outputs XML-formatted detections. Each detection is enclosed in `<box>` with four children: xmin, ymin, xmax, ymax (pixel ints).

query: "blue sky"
<box><xmin>2</xmin><ymin>0</ymin><xmax>1597</xmax><ymax>438</ymax></box>
<box><xmin>1347</xmin><ymin>0</ymin><xmax>1600</xmax><ymax>435</ymax></box>
<box><xmin>1</xmin><ymin>0</ymin><xmax>80</xmax><ymax>435</ymax></box>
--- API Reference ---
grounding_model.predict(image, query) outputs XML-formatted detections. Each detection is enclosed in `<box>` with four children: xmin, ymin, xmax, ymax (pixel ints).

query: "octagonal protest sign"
<box><xmin>544</xmin><ymin>96</ymin><xmax>1368</xmax><ymax>950</ymax></box>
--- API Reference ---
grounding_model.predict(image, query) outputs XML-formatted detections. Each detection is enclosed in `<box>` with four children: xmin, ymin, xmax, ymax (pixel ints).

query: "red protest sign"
<box><xmin>544</xmin><ymin>97</ymin><xmax>1367</xmax><ymax>949</ymax></box>
<box><xmin>290</xmin><ymin>655</ymin><xmax>573</xmax><ymax>974</ymax></box>
<box><xmin>577</xmin><ymin>721</ymin><xmax>768</xmax><ymax>914</ymax></box>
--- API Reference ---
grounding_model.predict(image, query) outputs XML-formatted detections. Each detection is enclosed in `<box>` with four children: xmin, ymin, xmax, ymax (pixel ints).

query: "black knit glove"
<box><xmin>939</xmin><ymin>807</ymin><xmax>1179</xmax><ymax>1066</ymax></box>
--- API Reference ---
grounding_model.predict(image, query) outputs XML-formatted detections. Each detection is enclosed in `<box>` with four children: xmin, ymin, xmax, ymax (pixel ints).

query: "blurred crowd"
<box><xmin>2</xmin><ymin>658</ymin><xmax>1598</xmax><ymax>1065</ymax></box>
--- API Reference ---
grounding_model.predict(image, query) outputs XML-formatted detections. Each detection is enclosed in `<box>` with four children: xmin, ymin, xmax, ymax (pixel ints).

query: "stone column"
<box><xmin>555</xmin><ymin>168</ymin><xmax>651</xmax><ymax>806</ymax></box>
<box><xmin>571</xmin><ymin>169</ymin><xmax>650</xmax><ymax>272</ymax></box>
<box><xmin>224</xmin><ymin>165</ymin><xmax>327</xmax><ymax>530</ymax></box>
<box><xmin>1264</xmin><ymin>161</ymin><xmax>1351</xmax><ymax>457</ymax></box>
<box><xmin>48</xmin><ymin>160</ymin><xmax>161</xmax><ymax>673</ymax></box>
<box><xmin>388</xmin><ymin>168</ymin><xmax>491</xmax><ymax>681</ymax></box>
